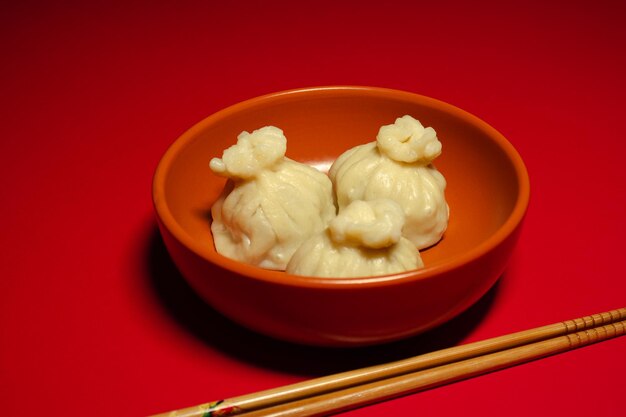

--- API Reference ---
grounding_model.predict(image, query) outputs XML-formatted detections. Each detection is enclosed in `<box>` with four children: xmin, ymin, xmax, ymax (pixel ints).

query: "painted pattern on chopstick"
<box><xmin>201</xmin><ymin>400</ymin><xmax>241</xmax><ymax>417</ymax></box>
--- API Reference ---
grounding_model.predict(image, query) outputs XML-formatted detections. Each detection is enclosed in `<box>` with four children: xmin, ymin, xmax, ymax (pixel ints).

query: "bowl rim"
<box><xmin>153</xmin><ymin>85</ymin><xmax>530</xmax><ymax>289</ymax></box>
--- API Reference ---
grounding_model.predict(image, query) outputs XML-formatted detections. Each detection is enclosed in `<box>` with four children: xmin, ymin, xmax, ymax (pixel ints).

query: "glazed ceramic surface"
<box><xmin>153</xmin><ymin>86</ymin><xmax>530</xmax><ymax>346</ymax></box>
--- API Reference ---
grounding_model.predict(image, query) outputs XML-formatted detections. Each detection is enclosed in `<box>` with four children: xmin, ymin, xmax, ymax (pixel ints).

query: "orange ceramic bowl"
<box><xmin>153</xmin><ymin>86</ymin><xmax>530</xmax><ymax>347</ymax></box>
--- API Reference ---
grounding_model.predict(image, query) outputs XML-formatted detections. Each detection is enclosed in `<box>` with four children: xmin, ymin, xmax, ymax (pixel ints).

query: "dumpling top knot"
<box><xmin>376</xmin><ymin>115</ymin><xmax>442</xmax><ymax>164</ymax></box>
<box><xmin>210</xmin><ymin>126</ymin><xmax>287</xmax><ymax>179</ymax></box>
<box><xmin>329</xmin><ymin>199</ymin><xmax>405</xmax><ymax>249</ymax></box>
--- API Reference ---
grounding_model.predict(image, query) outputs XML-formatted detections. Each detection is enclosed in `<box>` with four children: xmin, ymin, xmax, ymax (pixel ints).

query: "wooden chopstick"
<box><xmin>243</xmin><ymin>318</ymin><xmax>626</xmax><ymax>417</ymax></box>
<box><xmin>151</xmin><ymin>307</ymin><xmax>625</xmax><ymax>417</ymax></box>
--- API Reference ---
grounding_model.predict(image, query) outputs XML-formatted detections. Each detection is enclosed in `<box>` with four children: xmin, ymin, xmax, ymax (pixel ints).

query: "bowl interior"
<box><xmin>157</xmin><ymin>87</ymin><xmax>525</xmax><ymax>281</ymax></box>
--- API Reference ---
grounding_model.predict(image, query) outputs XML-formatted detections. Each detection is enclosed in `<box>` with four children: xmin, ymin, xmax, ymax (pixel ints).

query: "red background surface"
<box><xmin>1</xmin><ymin>1</ymin><xmax>625</xmax><ymax>416</ymax></box>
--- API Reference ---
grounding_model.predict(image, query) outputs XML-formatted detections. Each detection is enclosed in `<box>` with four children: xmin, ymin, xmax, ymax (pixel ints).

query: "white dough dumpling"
<box><xmin>286</xmin><ymin>199</ymin><xmax>423</xmax><ymax>278</ymax></box>
<box><xmin>210</xmin><ymin>126</ymin><xmax>336</xmax><ymax>270</ymax></box>
<box><xmin>329</xmin><ymin>115</ymin><xmax>449</xmax><ymax>250</ymax></box>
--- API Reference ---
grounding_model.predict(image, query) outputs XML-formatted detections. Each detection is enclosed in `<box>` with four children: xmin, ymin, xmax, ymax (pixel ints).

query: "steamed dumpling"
<box><xmin>210</xmin><ymin>126</ymin><xmax>336</xmax><ymax>270</ymax></box>
<box><xmin>329</xmin><ymin>115</ymin><xmax>449</xmax><ymax>250</ymax></box>
<box><xmin>286</xmin><ymin>199</ymin><xmax>423</xmax><ymax>278</ymax></box>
